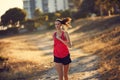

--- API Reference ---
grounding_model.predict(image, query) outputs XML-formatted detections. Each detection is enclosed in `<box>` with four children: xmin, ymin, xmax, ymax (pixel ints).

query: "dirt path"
<box><xmin>33</xmin><ymin>49</ymin><xmax>100</xmax><ymax>80</ymax></box>
<box><xmin>0</xmin><ymin>30</ymin><xmax>100</xmax><ymax>80</ymax></box>
<box><xmin>22</xmin><ymin>31</ymin><xmax>100</xmax><ymax>80</ymax></box>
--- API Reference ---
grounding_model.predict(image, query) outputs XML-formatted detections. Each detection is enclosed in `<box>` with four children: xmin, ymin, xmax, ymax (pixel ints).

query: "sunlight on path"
<box><xmin>69</xmin><ymin>50</ymin><xmax>100</xmax><ymax>80</ymax></box>
<box><xmin>0</xmin><ymin>30</ymin><xmax>100</xmax><ymax>80</ymax></box>
<box><xmin>29</xmin><ymin>31</ymin><xmax>101</xmax><ymax>80</ymax></box>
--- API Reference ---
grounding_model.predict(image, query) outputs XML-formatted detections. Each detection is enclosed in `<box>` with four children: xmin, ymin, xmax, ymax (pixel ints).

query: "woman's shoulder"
<box><xmin>62</xmin><ymin>30</ymin><xmax>68</xmax><ymax>35</ymax></box>
<box><xmin>54</xmin><ymin>31</ymin><xmax>57</xmax><ymax>34</ymax></box>
<box><xmin>52</xmin><ymin>31</ymin><xmax>57</xmax><ymax>36</ymax></box>
<box><xmin>62</xmin><ymin>31</ymin><xmax>69</xmax><ymax>38</ymax></box>
<box><xmin>62</xmin><ymin>30</ymin><xmax>67</xmax><ymax>33</ymax></box>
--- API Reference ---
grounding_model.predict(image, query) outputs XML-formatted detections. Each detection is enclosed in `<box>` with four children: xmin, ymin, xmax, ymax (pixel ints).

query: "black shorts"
<box><xmin>54</xmin><ymin>54</ymin><xmax>71</xmax><ymax>65</ymax></box>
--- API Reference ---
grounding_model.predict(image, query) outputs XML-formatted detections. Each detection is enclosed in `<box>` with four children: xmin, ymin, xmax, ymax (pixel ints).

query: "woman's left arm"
<box><xmin>64</xmin><ymin>32</ymin><xmax>72</xmax><ymax>48</ymax></box>
<box><xmin>56</xmin><ymin>32</ymin><xmax>72</xmax><ymax>48</ymax></box>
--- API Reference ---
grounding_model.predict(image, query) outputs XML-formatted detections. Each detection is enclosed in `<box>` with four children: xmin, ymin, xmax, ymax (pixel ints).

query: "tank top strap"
<box><xmin>61</xmin><ymin>31</ymin><xmax>66</xmax><ymax>40</ymax></box>
<box><xmin>61</xmin><ymin>31</ymin><xmax>64</xmax><ymax>37</ymax></box>
<box><xmin>54</xmin><ymin>31</ymin><xmax>65</xmax><ymax>38</ymax></box>
<box><xmin>54</xmin><ymin>32</ymin><xmax>57</xmax><ymax>37</ymax></box>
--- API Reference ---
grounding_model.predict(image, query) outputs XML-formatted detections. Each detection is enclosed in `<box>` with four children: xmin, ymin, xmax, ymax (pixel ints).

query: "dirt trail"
<box><xmin>0</xmin><ymin>30</ymin><xmax>100</xmax><ymax>80</ymax></box>
<box><xmin>33</xmin><ymin>34</ymin><xmax>100</xmax><ymax>80</ymax></box>
<box><xmin>24</xmin><ymin>31</ymin><xmax>100</xmax><ymax>80</ymax></box>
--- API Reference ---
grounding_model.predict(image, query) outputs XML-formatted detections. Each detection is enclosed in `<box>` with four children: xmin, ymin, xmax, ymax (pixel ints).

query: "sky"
<box><xmin>0</xmin><ymin>0</ymin><xmax>23</xmax><ymax>17</ymax></box>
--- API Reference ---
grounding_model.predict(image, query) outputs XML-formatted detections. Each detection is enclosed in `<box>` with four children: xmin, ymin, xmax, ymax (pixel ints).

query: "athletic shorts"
<box><xmin>54</xmin><ymin>54</ymin><xmax>71</xmax><ymax>65</ymax></box>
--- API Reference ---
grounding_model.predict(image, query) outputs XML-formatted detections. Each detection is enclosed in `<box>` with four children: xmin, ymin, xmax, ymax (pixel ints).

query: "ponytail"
<box><xmin>56</xmin><ymin>17</ymin><xmax>72</xmax><ymax>28</ymax></box>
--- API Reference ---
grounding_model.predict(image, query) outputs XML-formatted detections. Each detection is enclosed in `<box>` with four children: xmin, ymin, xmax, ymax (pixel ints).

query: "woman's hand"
<box><xmin>56</xmin><ymin>32</ymin><xmax>72</xmax><ymax>48</ymax></box>
<box><xmin>56</xmin><ymin>35</ymin><xmax>67</xmax><ymax>45</ymax></box>
<box><xmin>56</xmin><ymin>35</ymin><xmax>68</xmax><ymax>46</ymax></box>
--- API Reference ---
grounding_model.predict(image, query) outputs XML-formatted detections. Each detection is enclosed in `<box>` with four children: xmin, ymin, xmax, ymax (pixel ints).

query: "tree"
<box><xmin>72</xmin><ymin>0</ymin><xmax>83</xmax><ymax>9</ymax></box>
<box><xmin>24</xmin><ymin>19</ymin><xmax>36</xmax><ymax>32</ymax></box>
<box><xmin>73</xmin><ymin>0</ymin><xmax>95</xmax><ymax>19</ymax></box>
<box><xmin>95</xmin><ymin>0</ymin><xmax>120</xmax><ymax>16</ymax></box>
<box><xmin>1</xmin><ymin>7</ymin><xmax>27</xmax><ymax>26</ymax></box>
<box><xmin>34</xmin><ymin>8</ymin><xmax>44</xmax><ymax>27</ymax></box>
<box><xmin>72</xmin><ymin>0</ymin><xmax>120</xmax><ymax>19</ymax></box>
<box><xmin>34</xmin><ymin>8</ymin><xmax>43</xmax><ymax>19</ymax></box>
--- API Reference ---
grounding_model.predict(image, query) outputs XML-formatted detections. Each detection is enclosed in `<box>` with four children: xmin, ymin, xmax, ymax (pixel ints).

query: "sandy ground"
<box><xmin>0</xmin><ymin>29</ymin><xmax>101</xmax><ymax>80</ymax></box>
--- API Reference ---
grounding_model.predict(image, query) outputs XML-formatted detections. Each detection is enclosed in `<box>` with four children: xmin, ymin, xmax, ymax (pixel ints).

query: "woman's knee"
<box><xmin>64</xmin><ymin>74</ymin><xmax>68</xmax><ymax>78</ymax></box>
<box><xmin>64</xmin><ymin>74</ymin><xmax>68</xmax><ymax>80</ymax></box>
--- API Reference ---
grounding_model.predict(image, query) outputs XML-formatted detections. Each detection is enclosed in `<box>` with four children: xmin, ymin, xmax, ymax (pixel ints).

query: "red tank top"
<box><xmin>53</xmin><ymin>31</ymin><xmax>69</xmax><ymax>58</ymax></box>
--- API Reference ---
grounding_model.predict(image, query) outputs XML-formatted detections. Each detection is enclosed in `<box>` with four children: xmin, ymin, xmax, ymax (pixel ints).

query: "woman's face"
<box><xmin>55</xmin><ymin>21</ymin><xmax>62</xmax><ymax>30</ymax></box>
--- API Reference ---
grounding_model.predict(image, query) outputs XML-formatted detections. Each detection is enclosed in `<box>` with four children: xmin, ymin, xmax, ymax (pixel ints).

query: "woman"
<box><xmin>53</xmin><ymin>17</ymin><xmax>72</xmax><ymax>80</ymax></box>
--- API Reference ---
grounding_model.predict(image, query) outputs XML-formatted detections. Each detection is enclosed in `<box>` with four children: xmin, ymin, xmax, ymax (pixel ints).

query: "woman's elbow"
<box><xmin>68</xmin><ymin>43</ymin><xmax>72</xmax><ymax>48</ymax></box>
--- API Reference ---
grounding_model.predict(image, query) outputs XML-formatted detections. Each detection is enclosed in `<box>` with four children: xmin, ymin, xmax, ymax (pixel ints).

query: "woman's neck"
<box><xmin>57</xmin><ymin>29</ymin><xmax>62</xmax><ymax>33</ymax></box>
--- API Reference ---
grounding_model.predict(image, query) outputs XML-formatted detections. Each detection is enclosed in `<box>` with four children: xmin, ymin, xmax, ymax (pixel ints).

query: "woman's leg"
<box><xmin>63</xmin><ymin>64</ymin><xmax>70</xmax><ymax>80</ymax></box>
<box><xmin>55</xmin><ymin>62</ymin><xmax>63</xmax><ymax>80</ymax></box>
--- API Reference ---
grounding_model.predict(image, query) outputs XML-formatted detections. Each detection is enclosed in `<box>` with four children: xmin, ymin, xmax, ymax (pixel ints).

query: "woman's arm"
<box><xmin>64</xmin><ymin>32</ymin><xmax>72</xmax><ymax>48</ymax></box>
<box><xmin>56</xmin><ymin>32</ymin><xmax>72</xmax><ymax>48</ymax></box>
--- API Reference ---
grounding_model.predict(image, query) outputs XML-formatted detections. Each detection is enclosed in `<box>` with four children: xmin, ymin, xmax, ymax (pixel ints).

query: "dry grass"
<box><xmin>0</xmin><ymin>15</ymin><xmax>120</xmax><ymax>80</ymax></box>
<box><xmin>0</xmin><ymin>32</ymin><xmax>53</xmax><ymax>80</ymax></box>
<box><xmin>72</xmin><ymin>15</ymin><xmax>120</xmax><ymax>80</ymax></box>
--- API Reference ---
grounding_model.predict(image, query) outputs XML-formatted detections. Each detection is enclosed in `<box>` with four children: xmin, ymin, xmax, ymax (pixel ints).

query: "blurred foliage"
<box><xmin>33</xmin><ymin>8</ymin><xmax>44</xmax><ymax>27</ymax></box>
<box><xmin>23</xmin><ymin>19</ymin><xmax>37</xmax><ymax>32</ymax></box>
<box><xmin>46</xmin><ymin>10</ymin><xmax>71</xmax><ymax>21</ymax></box>
<box><xmin>1</xmin><ymin>7</ymin><xmax>27</xmax><ymax>26</ymax></box>
<box><xmin>1</xmin><ymin>0</ymin><xmax>120</xmax><ymax>32</ymax></box>
<box><xmin>46</xmin><ymin>10</ymin><xmax>72</xmax><ymax>29</ymax></box>
<box><xmin>95</xmin><ymin>0</ymin><xmax>120</xmax><ymax>16</ymax></box>
<box><xmin>72</xmin><ymin>0</ymin><xmax>83</xmax><ymax>9</ymax></box>
<box><xmin>34</xmin><ymin>8</ymin><xmax>43</xmax><ymax>19</ymax></box>
<box><xmin>0</xmin><ymin>27</ymin><xmax>19</xmax><ymax>36</ymax></box>
<box><xmin>54</xmin><ymin>12</ymin><xmax>61</xmax><ymax>17</ymax></box>
<box><xmin>73</xmin><ymin>0</ymin><xmax>96</xmax><ymax>19</ymax></box>
<box><xmin>33</xmin><ymin>9</ymin><xmax>72</xmax><ymax>29</ymax></box>
<box><xmin>72</xmin><ymin>0</ymin><xmax>120</xmax><ymax>19</ymax></box>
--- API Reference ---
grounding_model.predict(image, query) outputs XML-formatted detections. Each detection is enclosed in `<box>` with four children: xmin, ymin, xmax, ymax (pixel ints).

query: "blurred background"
<box><xmin>0</xmin><ymin>0</ymin><xmax>120</xmax><ymax>35</ymax></box>
<box><xmin>0</xmin><ymin>0</ymin><xmax>120</xmax><ymax>80</ymax></box>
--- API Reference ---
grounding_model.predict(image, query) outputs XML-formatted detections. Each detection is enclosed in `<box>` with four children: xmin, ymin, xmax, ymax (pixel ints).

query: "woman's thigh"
<box><xmin>63</xmin><ymin>64</ymin><xmax>70</xmax><ymax>75</ymax></box>
<box><xmin>55</xmin><ymin>62</ymin><xmax>63</xmax><ymax>75</ymax></box>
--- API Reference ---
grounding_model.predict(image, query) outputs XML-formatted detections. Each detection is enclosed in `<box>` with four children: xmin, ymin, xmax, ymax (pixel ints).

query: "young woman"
<box><xmin>53</xmin><ymin>17</ymin><xmax>72</xmax><ymax>80</ymax></box>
